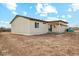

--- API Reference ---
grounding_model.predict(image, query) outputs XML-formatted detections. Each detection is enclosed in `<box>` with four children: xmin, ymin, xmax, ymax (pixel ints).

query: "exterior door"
<box><xmin>49</xmin><ymin>25</ymin><xmax>52</xmax><ymax>32</ymax></box>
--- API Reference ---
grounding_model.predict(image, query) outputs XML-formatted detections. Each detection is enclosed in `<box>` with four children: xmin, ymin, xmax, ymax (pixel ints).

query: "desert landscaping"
<box><xmin>0</xmin><ymin>30</ymin><xmax>79</xmax><ymax>56</ymax></box>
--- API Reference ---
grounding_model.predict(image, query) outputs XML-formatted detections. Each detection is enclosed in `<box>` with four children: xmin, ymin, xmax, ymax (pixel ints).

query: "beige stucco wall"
<box><xmin>11</xmin><ymin>17</ymin><xmax>49</xmax><ymax>35</ymax></box>
<box><xmin>11</xmin><ymin>17</ymin><xmax>30</xmax><ymax>35</ymax></box>
<box><xmin>49</xmin><ymin>22</ymin><xmax>68</xmax><ymax>33</ymax></box>
<box><xmin>58</xmin><ymin>25</ymin><xmax>66</xmax><ymax>33</ymax></box>
<box><xmin>28</xmin><ymin>20</ymin><xmax>48</xmax><ymax>35</ymax></box>
<box><xmin>11</xmin><ymin>17</ymin><xmax>68</xmax><ymax>35</ymax></box>
<box><xmin>59</xmin><ymin>22</ymin><xmax>68</xmax><ymax>33</ymax></box>
<box><xmin>52</xmin><ymin>25</ymin><xmax>58</xmax><ymax>32</ymax></box>
<box><xmin>52</xmin><ymin>25</ymin><xmax>67</xmax><ymax>33</ymax></box>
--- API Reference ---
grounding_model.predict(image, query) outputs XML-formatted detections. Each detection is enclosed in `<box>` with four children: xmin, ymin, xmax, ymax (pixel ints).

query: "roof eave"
<box><xmin>10</xmin><ymin>15</ymin><xmax>68</xmax><ymax>24</ymax></box>
<box><xmin>10</xmin><ymin>15</ymin><xmax>47</xmax><ymax>24</ymax></box>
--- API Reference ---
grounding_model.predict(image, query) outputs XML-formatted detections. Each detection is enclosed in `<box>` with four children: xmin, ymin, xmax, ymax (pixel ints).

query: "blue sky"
<box><xmin>0</xmin><ymin>3</ymin><xmax>79</xmax><ymax>28</ymax></box>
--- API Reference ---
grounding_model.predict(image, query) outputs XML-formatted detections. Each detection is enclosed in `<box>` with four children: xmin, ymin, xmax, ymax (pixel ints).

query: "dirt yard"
<box><xmin>0</xmin><ymin>32</ymin><xmax>79</xmax><ymax>56</ymax></box>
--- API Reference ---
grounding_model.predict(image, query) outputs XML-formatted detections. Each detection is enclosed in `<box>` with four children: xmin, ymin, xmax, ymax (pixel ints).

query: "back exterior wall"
<box><xmin>28</xmin><ymin>20</ymin><xmax>49</xmax><ymax>35</ymax></box>
<box><xmin>11</xmin><ymin>17</ymin><xmax>30</xmax><ymax>35</ymax></box>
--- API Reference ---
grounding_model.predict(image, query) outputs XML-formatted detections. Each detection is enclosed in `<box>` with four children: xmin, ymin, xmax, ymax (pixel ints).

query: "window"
<box><xmin>35</xmin><ymin>22</ymin><xmax>39</xmax><ymax>28</ymax></box>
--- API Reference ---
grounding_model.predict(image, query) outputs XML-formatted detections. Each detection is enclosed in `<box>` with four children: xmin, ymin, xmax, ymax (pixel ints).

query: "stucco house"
<box><xmin>10</xmin><ymin>15</ymin><xmax>68</xmax><ymax>35</ymax></box>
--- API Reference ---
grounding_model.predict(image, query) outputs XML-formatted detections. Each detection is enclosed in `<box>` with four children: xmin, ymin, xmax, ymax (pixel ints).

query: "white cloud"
<box><xmin>46</xmin><ymin>17</ymin><xmax>67</xmax><ymax>22</ymax></box>
<box><xmin>23</xmin><ymin>12</ymin><xmax>27</xmax><ymax>16</ymax></box>
<box><xmin>67</xmin><ymin>15</ymin><xmax>72</xmax><ymax>18</ymax></box>
<box><xmin>61</xmin><ymin>15</ymin><xmax>65</xmax><ymax>19</ymax></box>
<box><xmin>29</xmin><ymin>6</ymin><xmax>32</xmax><ymax>9</ymax></box>
<box><xmin>4</xmin><ymin>3</ymin><xmax>18</xmax><ymax>15</ymax></box>
<box><xmin>5</xmin><ymin>3</ymin><xmax>17</xmax><ymax>11</ymax></box>
<box><xmin>69</xmin><ymin>24</ymin><xmax>79</xmax><ymax>27</ymax></box>
<box><xmin>40</xmin><ymin>13</ymin><xmax>47</xmax><ymax>16</ymax></box>
<box><xmin>0</xmin><ymin>20</ymin><xmax>10</xmax><ymax>28</ymax></box>
<box><xmin>12</xmin><ymin>11</ymin><xmax>17</xmax><ymax>15</ymax></box>
<box><xmin>43</xmin><ymin>5</ymin><xmax>58</xmax><ymax>14</ymax></box>
<box><xmin>68</xmin><ymin>8</ymin><xmax>72</xmax><ymax>12</ymax></box>
<box><xmin>36</xmin><ymin>3</ymin><xmax>43</xmax><ymax>13</ymax></box>
<box><xmin>61</xmin><ymin>19</ymin><xmax>67</xmax><ymax>22</ymax></box>
<box><xmin>36</xmin><ymin>3</ymin><xmax>58</xmax><ymax>17</ymax></box>
<box><xmin>57</xmin><ymin>15</ymin><xmax>60</xmax><ymax>18</ymax></box>
<box><xmin>71</xmin><ymin>3</ymin><xmax>79</xmax><ymax>12</ymax></box>
<box><xmin>0</xmin><ymin>20</ymin><xmax>8</xmax><ymax>24</ymax></box>
<box><xmin>46</xmin><ymin>17</ymin><xmax>59</xmax><ymax>21</ymax></box>
<box><xmin>43</xmin><ymin>4</ymin><xmax>49</xmax><ymax>6</ymax></box>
